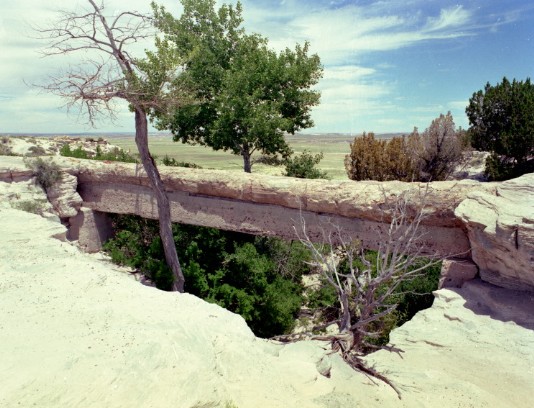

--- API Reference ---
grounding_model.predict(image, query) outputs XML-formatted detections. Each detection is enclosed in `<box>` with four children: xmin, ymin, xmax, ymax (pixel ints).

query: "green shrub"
<box><xmin>60</xmin><ymin>143</ymin><xmax>137</xmax><ymax>163</ymax></box>
<box><xmin>27</xmin><ymin>145</ymin><xmax>47</xmax><ymax>156</ymax></box>
<box><xmin>284</xmin><ymin>150</ymin><xmax>329</xmax><ymax>179</ymax></box>
<box><xmin>103</xmin><ymin>215</ymin><xmax>307</xmax><ymax>338</ymax></box>
<box><xmin>60</xmin><ymin>143</ymin><xmax>89</xmax><ymax>159</ymax></box>
<box><xmin>25</xmin><ymin>157</ymin><xmax>62</xmax><ymax>191</ymax></box>
<box><xmin>0</xmin><ymin>137</ymin><xmax>14</xmax><ymax>156</ymax></box>
<box><xmin>162</xmin><ymin>155</ymin><xmax>202</xmax><ymax>168</ymax></box>
<box><xmin>94</xmin><ymin>146</ymin><xmax>138</xmax><ymax>163</ymax></box>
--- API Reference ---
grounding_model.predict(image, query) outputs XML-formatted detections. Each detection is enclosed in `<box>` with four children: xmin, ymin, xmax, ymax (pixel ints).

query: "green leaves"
<box><xmin>284</xmin><ymin>150</ymin><xmax>329</xmax><ymax>179</ymax></box>
<box><xmin>466</xmin><ymin>77</ymin><xmax>534</xmax><ymax>180</ymax></box>
<box><xmin>151</xmin><ymin>0</ymin><xmax>323</xmax><ymax>172</ymax></box>
<box><xmin>103</xmin><ymin>215</ymin><xmax>306</xmax><ymax>338</ymax></box>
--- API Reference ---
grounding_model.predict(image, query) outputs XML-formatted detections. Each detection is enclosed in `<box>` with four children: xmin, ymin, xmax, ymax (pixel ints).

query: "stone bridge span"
<box><xmin>2</xmin><ymin>156</ymin><xmax>532</xmax><ymax>292</ymax></box>
<box><xmin>72</xmin><ymin>159</ymin><xmax>476</xmax><ymax>258</ymax></box>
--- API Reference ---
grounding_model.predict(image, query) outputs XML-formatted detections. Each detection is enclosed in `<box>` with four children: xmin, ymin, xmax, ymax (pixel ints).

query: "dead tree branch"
<box><xmin>292</xmin><ymin>187</ymin><xmax>445</xmax><ymax>399</ymax></box>
<box><xmin>34</xmin><ymin>0</ymin><xmax>186</xmax><ymax>291</ymax></box>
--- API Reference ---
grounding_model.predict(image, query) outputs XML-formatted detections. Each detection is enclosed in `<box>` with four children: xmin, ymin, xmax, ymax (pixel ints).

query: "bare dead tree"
<box><xmin>35</xmin><ymin>0</ymin><xmax>186</xmax><ymax>291</ymax></box>
<box><xmin>291</xmin><ymin>188</ymin><xmax>444</xmax><ymax>399</ymax></box>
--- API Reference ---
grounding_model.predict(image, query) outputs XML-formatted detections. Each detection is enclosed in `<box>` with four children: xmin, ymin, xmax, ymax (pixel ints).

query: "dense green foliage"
<box><xmin>104</xmin><ymin>216</ymin><xmax>440</xmax><ymax>342</ymax></box>
<box><xmin>151</xmin><ymin>0</ymin><xmax>323</xmax><ymax>173</ymax></box>
<box><xmin>103</xmin><ymin>215</ymin><xmax>310</xmax><ymax>337</ymax></box>
<box><xmin>284</xmin><ymin>150</ymin><xmax>329</xmax><ymax>179</ymax></box>
<box><xmin>345</xmin><ymin>113</ymin><xmax>464</xmax><ymax>182</ymax></box>
<box><xmin>466</xmin><ymin>77</ymin><xmax>534</xmax><ymax>180</ymax></box>
<box><xmin>60</xmin><ymin>143</ymin><xmax>137</xmax><ymax>163</ymax></box>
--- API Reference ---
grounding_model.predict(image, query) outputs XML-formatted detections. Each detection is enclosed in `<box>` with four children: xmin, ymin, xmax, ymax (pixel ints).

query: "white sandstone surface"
<box><xmin>456</xmin><ymin>173</ymin><xmax>534</xmax><ymax>291</ymax></box>
<box><xmin>1</xmin><ymin>205</ymin><xmax>534</xmax><ymax>407</ymax></box>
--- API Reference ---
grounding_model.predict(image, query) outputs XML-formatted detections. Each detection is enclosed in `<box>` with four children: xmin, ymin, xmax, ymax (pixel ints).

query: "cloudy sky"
<box><xmin>0</xmin><ymin>0</ymin><xmax>533</xmax><ymax>135</ymax></box>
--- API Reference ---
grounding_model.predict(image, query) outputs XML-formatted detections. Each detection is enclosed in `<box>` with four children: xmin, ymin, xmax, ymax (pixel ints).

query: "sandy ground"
<box><xmin>1</xmin><ymin>205</ymin><xmax>533</xmax><ymax>407</ymax></box>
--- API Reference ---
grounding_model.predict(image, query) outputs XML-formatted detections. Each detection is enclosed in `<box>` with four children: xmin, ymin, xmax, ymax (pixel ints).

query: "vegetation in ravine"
<box><xmin>103</xmin><ymin>215</ymin><xmax>440</xmax><ymax>341</ymax></box>
<box><xmin>103</xmin><ymin>215</ymin><xmax>310</xmax><ymax>338</ymax></box>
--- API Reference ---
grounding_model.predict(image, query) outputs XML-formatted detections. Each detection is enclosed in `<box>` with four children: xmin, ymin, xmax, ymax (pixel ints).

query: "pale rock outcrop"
<box><xmin>438</xmin><ymin>258</ymin><xmax>478</xmax><ymax>289</ymax></box>
<box><xmin>0</xmin><ymin>169</ymin><xmax>59</xmax><ymax>222</ymax></box>
<box><xmin>1</xmin><ymin>207</ymin><xmax>534</xmax><ymax>407</ymax></box>
<box><xmin>0</xmin><ymin>154</ymin><xmax>82</xmax><ymax>219</ymax></box>
<box><xmin>46</xmin><ymin>172</ymin><xmax>82</xmax><ymax>218</ymax></box>
<box><xmin>455</xmin><ymin>173</ymin><xmax>534</xmax><ymax>291</ymax></box>
<box><xmin>68</xmin><ymin>207</ymin><xmax>113</xmax><ymax>252</ymax></box>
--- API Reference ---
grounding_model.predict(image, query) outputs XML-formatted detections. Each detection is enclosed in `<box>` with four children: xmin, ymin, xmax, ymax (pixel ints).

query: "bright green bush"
<box><xmin>284</xmin><ymin>150</ymin><xmax>329</xmax><ymax>179</ymax></box>
<box><xmin>60</xmin><ymin>143</ymin><xmax>137</xmax><ymax>163</ymax></box>
<box><xmin>60</xmin><ymin>144</ymin><xmax>89</xmax><ymax>159</ymax></box>
<box><xmin>103</xmin><ymin>215</ymin><xmax>307</xmax><ymax>337</ymax></box>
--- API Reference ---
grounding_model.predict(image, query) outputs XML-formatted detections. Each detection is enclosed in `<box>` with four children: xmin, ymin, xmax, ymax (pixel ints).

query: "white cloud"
<box><xmin>0</xmin><ymin>0</ymin><xmax>526</xmax><ymax>134</ymax></box>
<box><xmin>424</xmin><ymin>5</ymin><xmax>471</xmax><ymax>32</ymax></box>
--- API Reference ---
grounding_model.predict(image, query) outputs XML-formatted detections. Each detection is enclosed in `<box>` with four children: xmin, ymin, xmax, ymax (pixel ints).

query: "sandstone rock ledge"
<box><xmin>1</xmin><ymin>207</ymin><xmax>533</xmax><ymax>408</ymax></box>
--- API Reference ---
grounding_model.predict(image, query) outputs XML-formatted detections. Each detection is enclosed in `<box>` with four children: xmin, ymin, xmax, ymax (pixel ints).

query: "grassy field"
<box><xmin>111</xmin><ymin>133</ymin><xmax>364</xmax><ymax>179</ymax></box>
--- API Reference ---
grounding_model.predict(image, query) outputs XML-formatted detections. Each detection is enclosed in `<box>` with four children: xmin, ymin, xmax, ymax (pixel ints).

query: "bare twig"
<box><xmin>33</xmin><ymin>0</ymin><xmax>187</xmax><ymax>291</ymax></box>
<box><xmin>291</xmin><ymin>187</ymin><xmax>446</xmax><ymax>399</ymax></box>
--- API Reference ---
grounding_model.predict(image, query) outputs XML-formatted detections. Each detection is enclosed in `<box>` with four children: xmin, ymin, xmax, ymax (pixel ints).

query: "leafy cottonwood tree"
<box><xmin>466</xmin><ymin>77</ymin><xmax>534</xmax><ymax>180</ymax></box>
<box><xmin>152</xmin><ymin>0</ymin><xmax>323</xmax><ymax>173</ymax></box>
<box><xmin>37</xmin><ymin>0</ymin><xmax>186</xmax><ymax>291</ymax></box>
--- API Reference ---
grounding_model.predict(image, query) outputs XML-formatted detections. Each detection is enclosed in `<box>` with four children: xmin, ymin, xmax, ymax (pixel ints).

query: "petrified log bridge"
<box><xmin>2</xmin><ymin>156</ymin><xmax>532</xmax><ymax>291</ymax></box>
<box><xmin>68</xmin><ymin>159</ymin><xmax>479</xmax><ymax>257</ymax></box>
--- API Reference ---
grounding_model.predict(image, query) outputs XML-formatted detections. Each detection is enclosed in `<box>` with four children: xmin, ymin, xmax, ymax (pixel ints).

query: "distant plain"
<box><xmin>110</xmin><ymin>133</ymin><xmax>400</xmax><ymax>180</ymax></box>
<box><xmin>2</xmin><ymin>132</ymin><xmax>401</xmax><ymax>180</ymax></box>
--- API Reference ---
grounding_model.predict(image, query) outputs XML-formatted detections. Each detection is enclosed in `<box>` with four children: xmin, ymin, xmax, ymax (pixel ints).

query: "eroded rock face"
<box><xmin>455</xmin><ymin>173</ymin><xmax>534</xmax><ymax>291</ymax></box>
<box><xmin>46</xmin><ymin>172</ymin><xmax>83</xmax><ymax>219</ymax></box>
<box><xmin>68</xmin><ymin>208</ymin><xmax>113</xmax><ymax>253</ymax></box>
<box><xmin>1</xmin><ymin>156</ymin><xmax>533</xmax><ymax>292</ymax></box>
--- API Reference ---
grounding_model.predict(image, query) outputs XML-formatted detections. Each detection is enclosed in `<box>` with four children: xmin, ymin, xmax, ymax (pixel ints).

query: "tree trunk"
<box><xmin>134</xmin><ymin>108</ymin><xmax>185</xmax><ymax>292</ymax></box>
<box><xmin>242</xmin><ymin>147</ymin><xmax>252</xmax><ymax>173</ymax></box>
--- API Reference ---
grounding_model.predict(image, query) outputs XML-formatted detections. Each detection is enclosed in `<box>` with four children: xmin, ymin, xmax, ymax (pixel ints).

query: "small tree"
<box><xmin>409</xmin><ymin>112</ymin><xmax>463</xmax><ymax>181</ymax></box>
<box><xmin>152</xmin><ymin>0</ymin><xmax>323</xmax><ymax>173</ymax></box>
<box><xmin>346</xmin><ymin>114</ymin><xmax>464</xmax><ymax>182</ymax></box>
<box><xmin>293</xmin><ymin>189</ymin><xmax>443</xmax><ymax>398</ymax></box>
<box><xmin>284</xmin><ymin>150</ymin><xmax>329</xmax><ymax>179</ymax></box>
<box><xmin>345</xmin><ymin>132</ymin><xmax>419</xmax><ymax>182</ymax></box>
<box><xmin>344</xmin><ymin>132</ymin><xmax>389</xmax><ymax>181</ymax></box>
<box><xmin>36</xmin><ymin>0</ymin><xmax>186</xmax><ymax>291</ymax></box>
<box><xmin>466</xmin><ymin>77</ymin><xmax>534</xmax><ymax>180</ymax></box>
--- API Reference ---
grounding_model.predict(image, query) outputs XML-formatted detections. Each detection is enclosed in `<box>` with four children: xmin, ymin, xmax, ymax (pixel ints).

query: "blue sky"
<box><xmin>0</xmin><ymin>0</ymin><xmax>533</xmax><ymax>134</ymax></box>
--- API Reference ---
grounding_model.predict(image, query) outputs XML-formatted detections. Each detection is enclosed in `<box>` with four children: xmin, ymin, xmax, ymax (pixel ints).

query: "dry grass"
<box><xmin>112</xmin><ymin>133</ymin><xmax>358</xmax><ymax>179</ymax></box>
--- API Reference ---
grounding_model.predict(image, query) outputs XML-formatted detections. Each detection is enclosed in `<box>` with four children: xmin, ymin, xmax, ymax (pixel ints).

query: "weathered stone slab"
<box><xmin>455</xmin><ymin>173</ymin><xmax>534</xmax><ymax>291</ymax></box>
<box><xmin>68</xmin><ymin>207</ymin><xmax>113</xmax><ymax>253</ymax></box>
